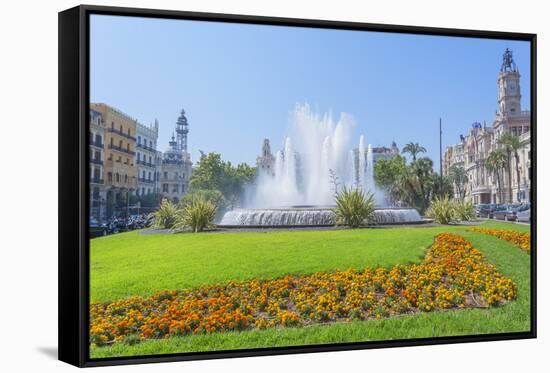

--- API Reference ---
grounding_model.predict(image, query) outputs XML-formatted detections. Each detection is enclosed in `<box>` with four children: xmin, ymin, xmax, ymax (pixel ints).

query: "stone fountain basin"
<box><xmin>218</xmin><ymin>206</ymin><xmax>426</xmax><ymax>227</ymax></box>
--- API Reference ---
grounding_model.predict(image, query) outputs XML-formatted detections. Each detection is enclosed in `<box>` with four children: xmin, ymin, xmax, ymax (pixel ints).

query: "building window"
<box><xmin>173</xmin><ymin>184</ymin><xmax>179</xmax><ymax>193</ymax></box>
<box><xmin>115</xmin><ymin>173</ymin><xmax>120</xmax><ymax>182</ymax></box>
<box><xmin>108</xmin><ymin>172</ymin><xmax>113</xmax><ymax>182</ymax></box>
<box><xmin>138</xmin><ymin>136</ymin><xmax>141</xmax><ymax>145</ymax></box>
<box><xmin>164</xmin><ymin>171</ymin><xmax>168</xmax><ymax>179</ymax></box>
<box><xmin>148</xmin><ymin>171</ymin><xmax>151</xmax><ymax>180</ymax></box>
<box><xmin>162</xmin><ymin>184</ymin><xmax>168</xmax><ymax>193</ymax></box>
<box><xmin>149</xmin><ymin>140</ymin><xmax>153</xmax><ymax>148</ymax></box>
<box><xmin>124</xmin><ymin>175</ymin><xmax>128</xmax><ymax>183</ymax></box>
<box><xmin>137</xmin><ymin>153</ymin><xmax>140</xmax><ymax>162</ymax></box>
<box><xmin>149</xmin><ymin>156</ymin><xmax>152</xmax><ymax>164</ymax></box>
<box><xmin>119</xmin><ymin>139</ymin><xmax>123</xmax><ymax>148</ymax></box>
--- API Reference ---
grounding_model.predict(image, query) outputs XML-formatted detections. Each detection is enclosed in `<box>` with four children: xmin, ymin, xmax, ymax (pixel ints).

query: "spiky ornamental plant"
<box><xmin>333</xmin><ymin>186</ymin><xmax>375</xmax><ymax>228</ymax></box>
<box><xmin>426</xmin><ymin>196</ymin><xmax>458</xmax><ymax>225</ymax></box>
<box><xmin>153</xmin><ymin>199</ymin><xmax>179</xmax><ymax>229</ymax></box>
<box><xmin>454</xmin><ymin>200</ymin><xmax>476</xmax><ymax>221</ymax></box>
<box><xmin>173</xmin><ymin>195</ymin><xmax>217</xmax><ymax>233</ymax></box>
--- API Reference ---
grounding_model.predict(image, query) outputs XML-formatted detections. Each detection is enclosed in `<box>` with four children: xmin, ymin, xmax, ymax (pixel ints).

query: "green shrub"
<box><xmin>454</xmin><ymin>200</ymin><xmax>476</xmax><ymax>221</ymax></box>
<box><xmin>173</xmin><ymin>196</ymin><xmax>217</xmax><ymax>233</ymax></box>
<box><xmin>153</xmin><ymin>199</ymin><xmax>178</xmax><ymax>229</ymax></box>
<box><xmin>426</xmin><ymin>196</ymin><xmax>457</xmax><ymax>225</ymax></box>
<box><xmin>333</xmin><ymin>187</ymin><xmax>375</xmax><ymax>228</ymax></box>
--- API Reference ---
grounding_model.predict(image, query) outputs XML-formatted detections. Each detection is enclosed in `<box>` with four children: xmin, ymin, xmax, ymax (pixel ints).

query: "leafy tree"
<box><xmin>498</xmin><ymin>133</ymin><xmax>522</xmax><ymax>202</ymax></box>
<box><xmin>138</xmin><ymin>192</ymin><xmax>163</xmax><ymax>208</ymax></box>
<box><xmin>189</xmin><ymin>153</ymin><xmax>226</xmax><ymax>192</ymax></box>
<box><xmin>448</xmin><ymin>164</ymin><xmax>468</xmax><ymax>200</ymax></box>
<box><xmin>431</xmin><ymin>173</ymin><xmax>454</xmax><ymax>200</ymax></box>
<box><xmin>375</xmin><ymin>153</ymin><xmax>449</xmax><ymax>214</ymax></box>
<box><xmin>486</xmin><ymin>149</ymin><xmax>507</xmax><ymax>203</ymax></box>
<box><xmin>374</xmin><ymin>155</ymin><xmax>408</xmax><ymax>204</ymax></box>
<box><xmin>189</xmin><ymin>152</ymin><xmax>257</xmax><ymax>208</ymax></box>
<box><xmin>402</xmin><ymin>142</ymin><xmax>426</xmax><ymax>162</ymax></box>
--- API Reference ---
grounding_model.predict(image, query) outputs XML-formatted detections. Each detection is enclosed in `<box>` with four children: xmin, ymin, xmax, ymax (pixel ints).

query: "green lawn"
<box><xmin>90</xmin><ymin>220</ymin><xmax>531</xmax><ymax>358</ymax></box>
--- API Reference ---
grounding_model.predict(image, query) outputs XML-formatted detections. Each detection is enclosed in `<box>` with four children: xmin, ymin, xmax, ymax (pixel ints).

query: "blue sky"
<box><xmin>90</xmin><ymin>15</ymin><xmax>531</xmax><ymax>171</ymax></box>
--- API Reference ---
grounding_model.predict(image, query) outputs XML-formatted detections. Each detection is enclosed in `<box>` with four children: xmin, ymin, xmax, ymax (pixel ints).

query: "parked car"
<box><xmin>487</xmin><ymin>204</ymin><xmax>506</xmax><ymax>219</ymax></box>
<box><xmin>493</xmin><ymin>204</ymin><xmax>522</xmax><ymax>221</ymax></box>
<box><xmin>89</xmin><ymin>218</ymin><xmax>107</xmax><ymax>238</ymax></box>
<box><xmin>475</xmin><ymin>204</ymin><xmax>492</xmax><ymax>217</ymax></box>
<box><xmin>516</xmin><ymin>205</ymin><xmax>531</xmax><ymax>223</ymax></box>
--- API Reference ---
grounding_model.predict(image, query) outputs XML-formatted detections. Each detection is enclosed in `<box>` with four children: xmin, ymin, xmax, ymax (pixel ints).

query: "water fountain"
<box><xmin>220</xmin><ymin>104</ymin><xmax>424</xmax><ymax>227</ymax></box>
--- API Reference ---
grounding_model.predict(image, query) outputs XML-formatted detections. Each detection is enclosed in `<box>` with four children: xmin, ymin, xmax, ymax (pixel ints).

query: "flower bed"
<box><xmin>468</xmin><ymin>228</ymin><xmax>530</xmax><ymax>253</ymax></box>
<box><xmin>90</xmin><ymin>233</ymin><xmax>516</xmax><ymax>346</ymax></box>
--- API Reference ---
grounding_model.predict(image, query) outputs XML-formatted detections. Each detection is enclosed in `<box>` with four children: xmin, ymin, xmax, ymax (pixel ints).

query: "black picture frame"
<box><xmin>59</xmin><ymin>4</ymin><xmax>537</xmax><ymax>367</ymax></box>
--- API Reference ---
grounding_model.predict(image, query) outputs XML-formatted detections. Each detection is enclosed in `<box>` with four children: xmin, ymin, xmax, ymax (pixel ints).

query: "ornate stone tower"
<box><xmin>497</xmin><ymin>48</ymin><xmax>522</xmax><ymax>117</ymax></box>
<box><xmin>176</xmin><ymin>109</ymin><xmax>189</xmax><ymax>154</ymax></box>
<box><xmin>256</xmin><ymin>138</ymin><xmax>275</xmax><ymax>176</ymax></box>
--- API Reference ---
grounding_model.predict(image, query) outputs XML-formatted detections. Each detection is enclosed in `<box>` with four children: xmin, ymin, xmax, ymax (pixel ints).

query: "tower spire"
<box><xmin>176</xmin><ymin>109</ymin><xmax>189</xmax><ymax>153</ymax></box>
<box><xmin>500</xmin><ymin>48</ymin><xmax>517</xmax><ymax>73</ymax></box>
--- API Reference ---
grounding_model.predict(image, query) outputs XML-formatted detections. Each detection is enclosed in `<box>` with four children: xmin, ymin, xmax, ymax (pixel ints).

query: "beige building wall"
<box><xmin>91</xmin><ymin>103</ymin><xmax>138</xmax><ymax>193</ymax></box>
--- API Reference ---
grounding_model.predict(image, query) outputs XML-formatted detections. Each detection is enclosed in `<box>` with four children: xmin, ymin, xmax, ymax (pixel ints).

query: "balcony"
<box><xmin>109</xmin><ymin>144</ymin><xmax>136</xmax><ymax>156</ymax></box>
<box><xmin>89</xmin><ymin>140</ymin><xmax>104</xmax><ymax>148</ymax></box>
<box><xmin>90</xmin><ymin>158</ymin><xmax>103</xmax><ymax>165</ymax></box>
<box><xmin>137</xmin><ymin>159</ymin><xmax>155</xmax><ymax>168</ymax></box>
<box><xmin>107</xmin><ymin>127</ymin><xmax>136</xmax><ymax>141</ymax></box>
<box><xmin>138</xmin><ymin>177</ymin><xmax>155</xmax><ymax>184</ymax></box>
<box><xmin>136</xmin><ymin>143</ymin><xmax>156</xmax><ymax>152</ymax></box>
<box><xmin>91</xmin><ymin>177</ymin><xmax>104</xmax><ymax>184</ymax></box>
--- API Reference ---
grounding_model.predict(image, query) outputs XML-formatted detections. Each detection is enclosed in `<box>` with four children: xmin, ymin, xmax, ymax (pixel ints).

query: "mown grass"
<box><xmin>90</xmin><ymin>220</ymin><xmax>531</xmax><ymax>358</ymax></box>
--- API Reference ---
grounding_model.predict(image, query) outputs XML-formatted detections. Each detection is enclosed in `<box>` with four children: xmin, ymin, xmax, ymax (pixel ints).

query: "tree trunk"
<box><xmin>507</xmin><ymin>151</ymin><xmax>513</xmax><ymax>203</ymax></box>
<box><xmin>514</xmin><ymin>151</ymin><xmax>521</xmax><ymax>202</ymax></box>
<box><xmin>497</xmin><ymin>171</ymin><xmax>503</xmax><ymax>204</ymax></box>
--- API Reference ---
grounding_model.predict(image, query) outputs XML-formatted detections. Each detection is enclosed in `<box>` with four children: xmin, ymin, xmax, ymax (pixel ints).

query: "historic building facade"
<box><xmin>371</xmin><ymin>141</ymin><xmax>400</xmax><ymax>163</ymax></box>
<box><xmin>91</xmin><ymin>103</ymin><xmax>138</xmax><ymax>217</ymax></box>
<box><xmin>256</xmin><ymin>139</ymin><xmax>276</xmax><ymax>177</ymax></box>
<box><xmin>88</xmin><ymin>104</ymin><xmax>194</xmax><ymax>218</ymax></box>
<box><xmin>443</xmin><ymin>48</ymin><xmax>531</xmax><ymax>204</ymax></box>
<box><xmin>89</xmin><ymin>108</ymin><xmax>106</xmax><ymax>220</ymax></box>
<box><xmin>136</xmin><ymin>120</ymin><xmax>159</xmax><ymax>196</ymax></box>
<box><xmin>159</xmin><ymin>110</ymin><xmax>193</xmax><ymax>203</ymax></box>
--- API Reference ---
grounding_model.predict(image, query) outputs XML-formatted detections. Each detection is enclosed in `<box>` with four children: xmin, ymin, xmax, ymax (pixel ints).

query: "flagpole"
<box><xmin>439</xmin><ymin>118</ymin><xmax>443</xmax><ymax>176</ymax></box>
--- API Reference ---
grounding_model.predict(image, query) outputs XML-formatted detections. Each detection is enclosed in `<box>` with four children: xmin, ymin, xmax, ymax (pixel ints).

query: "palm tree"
<box><xmin>486</xmin><ymin>149</ymin><xmax>507</xmax><ymax>203</ymax></box>
<box><xmin>412</xmin><ymin>157</ymin><xmax>434</xmax><ymax>213</ymax></box>
<box><xmin>448</xmin><ymin>164</ymin><xmax>468</xmax><ymax>200</ymax></box>
<box><xmin>402</xmin><ymin>142</ymin><xmax>426</xmax><ymax>162</ymax></box>
<box><xmin>498</xmin><ymin>133</ymin><xmax>522</xmax><ymax>202</ymax></box>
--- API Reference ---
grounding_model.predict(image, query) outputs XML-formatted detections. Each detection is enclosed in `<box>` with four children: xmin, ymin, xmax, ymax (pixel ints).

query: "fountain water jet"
<box><xmin>220</xmin><ymin>103</ymin><xmax>425</xmax><ymax>227</ymax></box>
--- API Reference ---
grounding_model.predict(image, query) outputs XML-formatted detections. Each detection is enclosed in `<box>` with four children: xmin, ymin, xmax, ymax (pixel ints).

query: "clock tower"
<box><xmin>497</xmin><ymin>48</ymin><xmax>522</xmax><ymax>117</ymax></box>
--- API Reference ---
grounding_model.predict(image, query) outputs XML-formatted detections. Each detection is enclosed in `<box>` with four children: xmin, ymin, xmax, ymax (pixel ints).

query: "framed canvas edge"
<box><xmin>58</xmin><ymin>4</ymin><xmax>537</xmax><ymax>368</ymax></box>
